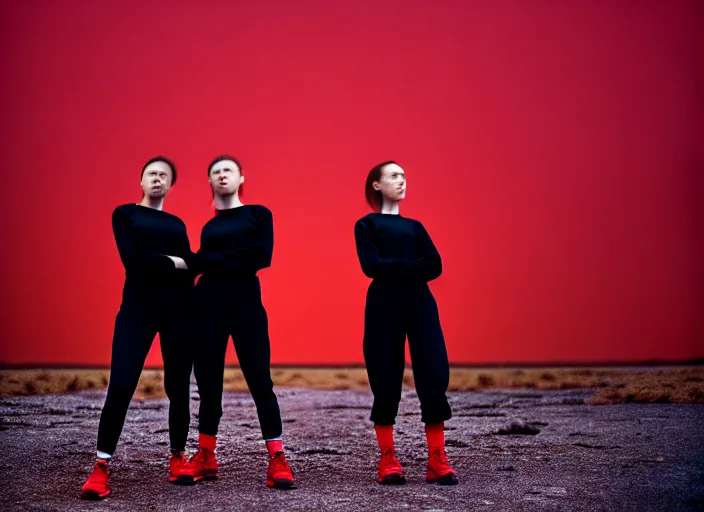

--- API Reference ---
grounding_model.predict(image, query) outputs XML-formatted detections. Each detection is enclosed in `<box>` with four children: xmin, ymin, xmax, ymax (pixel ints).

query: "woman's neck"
<box><xmin>380</xmin><ymin>200</ymin><xmax>400</xmax><ymax>215</ymax></box>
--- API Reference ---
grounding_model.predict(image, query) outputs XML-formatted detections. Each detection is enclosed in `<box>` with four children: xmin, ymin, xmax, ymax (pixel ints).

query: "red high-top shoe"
<box><xmin>168</xmin><ymin>452</ymin><xmax>196</xmax><ymax>485</ymax></box>
<box><xmin>426</xmin><ymin>447</ymin><xmax>458</xmax><ymax>485</ymax></box>
<box><xmin>189</xmin><ymin>447</ymin><xmax>218</xmax><ymax>482</ymax></box>
<box><xmin>80</xmin><ymin>459</ymin><xmax>111</xmax><ymax>500</ymax></box>
<box><xmin>378</xmin><ymin>447</ymin><xmax>406</xmax><ymax>485</ymax></box>
<box><xmin>266</xmin><ymin>451</ymin><xmax>295</xmax><ymax>489</ymax></box>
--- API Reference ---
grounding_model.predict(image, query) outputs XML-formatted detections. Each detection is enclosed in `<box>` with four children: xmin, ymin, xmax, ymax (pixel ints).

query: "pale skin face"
<box><xmin>373</xmin><ymin>163</ymin><xmax>407</xmax><ymax>206</ymax></box>
<box><xmin>209</xmin><ymin>159</ymin><xmax>244</xmax><ymax>198</ymax></box>
<box><xmin>140</xmin><ymin>161</ymin><xmax>173</xmax><ymax>199</ymax></box>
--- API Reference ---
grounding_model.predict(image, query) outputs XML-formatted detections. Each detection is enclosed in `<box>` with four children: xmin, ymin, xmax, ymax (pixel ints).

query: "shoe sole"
<box><xmin>268</xmin><ymin>478</ymin><xmax>295</xmax><ymax>489</ymax></box>
<box><xmin>194</xmin><ymin>470</ymin><xmax>219</xmax><ymax>482</ymax></box>
<box><xmin>427</xmin><ymin>473</ymin><xmax>459</xmax><ymax>486</ymax></box>
<box><xmin>80</xmin><ymin>489</ymin><xmax>110</xmax><ymax>500</ymax></box>
<box><xmin>169</xmin><ymin>475</ymin><xmax>196</xmax><ymax>486</ymax></box>
<box><xmin>379</xmin><ymin>473</ymin><xmax>407</xmax><ymax>485</ymax></box>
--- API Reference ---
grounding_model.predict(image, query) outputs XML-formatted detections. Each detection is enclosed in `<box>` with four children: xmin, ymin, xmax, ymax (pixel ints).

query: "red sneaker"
<box><xmin>168</xmin><ymin>452</ymin><xmax>196</xmax><ymax>485</ymax></box>
<box><xmin>426</xmin><ymin>447</ymin><xmax>458</xmax><ymax>485</ymax></box>
<box><xmin>266</xmin><ymin>451</ymin><xmax>295</xmax><ymax>489</ymax></box>
<box><xmin>378</xmin><ymin>447</ymin><xmax>406</xmax><ymax>485</ymax></box>
<box><xmin>189</xmin><ymin>447</ymin><xmax>218</xmax><ymax>481</ymax></box>
<box><xmin>80</xmin><ymin>459</ymin><xmax>111</xmax><ymax>500</ymax></box>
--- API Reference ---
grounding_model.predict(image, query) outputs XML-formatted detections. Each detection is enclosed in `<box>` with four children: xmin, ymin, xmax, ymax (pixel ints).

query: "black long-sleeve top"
<box><xmin>196</xmin><ymin>205</ymin><xmax>273</xmax><ymax>278</ymax></box>
<box><xmin>112</xmin><ymin>204</ymin><xmax>194</xmax><ymax>282</ymax></box>
<box><xmin>354</xmin><ymin>213</ymin><xmax>442</xmax><ymax>283</ymax></box>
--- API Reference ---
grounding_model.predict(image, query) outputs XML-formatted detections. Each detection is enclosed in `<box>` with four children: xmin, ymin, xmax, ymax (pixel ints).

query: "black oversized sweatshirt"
<box><xmin>354</xmin><ymin>213</ymin><xmax>442</xmax><ymax>283</ymax></box>
<box><xmin>112</xmin><ymin>203</ymin><xmax>194</xmax><ymax>282</ymax></box>
<box><xmin>195</xmin><ymin>205</ymin><xmax>273</xmax><ymax>279</ymax></box>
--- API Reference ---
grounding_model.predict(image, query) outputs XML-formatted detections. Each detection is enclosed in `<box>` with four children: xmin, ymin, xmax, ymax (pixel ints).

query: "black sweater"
<box><xmin>354</xmin><ymin>213</ymin><xmax>442</xmax><ymax>283</ymax></box>
<box><xmin>196</xmin><ymin>205</ymin><xmax>273</xmax><ymax>278</ymax></box>
<box><xmin>112</xmin><ymin>204</ymin><xmax>193</xmax><ymax>281</ymax></box>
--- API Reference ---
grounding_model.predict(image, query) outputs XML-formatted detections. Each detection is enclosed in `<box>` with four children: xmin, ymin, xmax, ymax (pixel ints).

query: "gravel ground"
<box><xmin>1</xmin><ymin>385</ymin><xmax>703</xmax><ymax>511</ymax></box>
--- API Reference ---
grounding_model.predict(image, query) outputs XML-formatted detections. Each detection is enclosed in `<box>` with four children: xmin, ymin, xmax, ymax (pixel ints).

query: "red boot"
<box><xmin>378</xmin><ymin>446</ymin><xmax>406</xmax><ymax>485</ymax></box>
<box><xmin>80</xmin><ymin>459</ymin><xmax>111</xmax><ymax>500</ymax></box>
<box><xmin>189</xmin><ymin>447</ymin><xmax>218</xmax><ymax>481</ymax></box>
<box><xmin>168</xmin><ymin>452</ymin><xmax>196</xmax><ymax>485</ymax></box>
<box><xmin>266</xmin><ymin>451</ymin><xmax>295</xmax><ymax>489</ymax></box>
<box><xmin>426</xmin><ymin>447</ymin><xmax>458</xmax><ymax>485</ymax></box>
<box><xmin>189</xmin><ymin>433</ymin><xmax>219</xmax><ymax>482</ymax></box>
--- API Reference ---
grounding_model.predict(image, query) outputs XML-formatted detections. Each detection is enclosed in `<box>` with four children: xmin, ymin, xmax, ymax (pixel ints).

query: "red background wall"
<box><xmin>1</xmin><ymin>0</ymin><xmax>701</xmax><ymax>367</ymax></box>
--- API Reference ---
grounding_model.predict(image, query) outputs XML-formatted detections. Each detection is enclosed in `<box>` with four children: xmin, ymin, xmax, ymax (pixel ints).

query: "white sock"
<box><xmin>96</xmin><ymin>451</ymin><xmax>112</xmax><ymax>461</ymax></box>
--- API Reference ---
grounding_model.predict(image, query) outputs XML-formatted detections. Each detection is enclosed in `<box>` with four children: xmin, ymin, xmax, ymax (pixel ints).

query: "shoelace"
<box><xmin>191</xmin><ymin>449</ymin><xmax>209</xmax><ymax>467</ymax></box>
<box><xmin>430</xmin><ymin>448</ymin><xmax>449</xmax><ymax>466</ymax></box>
<box><xmin>380</xmin><ymin>447</ymin><xmax>397</xmax><ymax>461</ymax></box>
<box><xmin>380</xmin><ymin>447</ymin><xmax>401</xmax><ymax>471</ymax></box>
<box><xmin>269</xmin><ymin>452</ymin><xmax>289</xmax><ymax>472</ymax></box>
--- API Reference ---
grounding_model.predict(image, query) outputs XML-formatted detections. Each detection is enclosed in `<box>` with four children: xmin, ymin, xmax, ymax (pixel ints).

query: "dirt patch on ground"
<box><xmin>1</xmin><ymin>366</ymin><xmax>703</xmax><ymax>404</ymax></box>
<box><xmin>0</xmin><ymin>387</ymin><xmax>702</xmax><ymax>511</ymax></box>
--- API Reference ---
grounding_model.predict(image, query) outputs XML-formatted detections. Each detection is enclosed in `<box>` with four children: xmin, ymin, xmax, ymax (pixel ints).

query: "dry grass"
<box><xmin>0</xmin><ymin>367</ymin><xmax>702</xmax><ymax>404</ymax></box>
<box><xmin>0</xmin><ymin>369</ymin><xmax>111</xmax><ymax>396</ymax></box>
<box><xmin>586</xmin><ymin>368</ymin><xmax>704</xmax><ymax>405</ymax></box>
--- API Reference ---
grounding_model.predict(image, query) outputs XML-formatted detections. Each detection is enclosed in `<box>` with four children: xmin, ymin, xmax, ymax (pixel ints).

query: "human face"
<box><xmin>209</xmin><ymin>159</ymin><xmax>244</xmax><ymax>197</ymax></box>
<box><xmin>141</xmin><ymin>161</ymin><xmax>173</xmax><ymax>198</ymax></box>
<box><xmin>373</xmin><ymin>163</ymin><xmax>406</xmax><ymax>203</ymax></box>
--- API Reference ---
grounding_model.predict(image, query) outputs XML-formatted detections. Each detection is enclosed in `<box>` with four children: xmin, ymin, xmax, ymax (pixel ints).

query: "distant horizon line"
<box><xmin>1</xmin><ymin>358</ymin><xmax>702</xmax><ymax>370</ymax></box>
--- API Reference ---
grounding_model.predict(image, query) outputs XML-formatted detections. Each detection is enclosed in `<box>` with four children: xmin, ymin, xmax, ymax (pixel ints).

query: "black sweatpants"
<box><xmin>192</xmin><ymin>275</ymin><xmax>282</xmax><ymax>440</ymax></box>
<box><xmin>97</xmin><ymin>278</ymin><xmax>193</xmax><ymax>455</ymax></box>
<box><xmin>363</xmin><ymin>280</ymin><xmax>452</xmax><ymax>425</ymax></box>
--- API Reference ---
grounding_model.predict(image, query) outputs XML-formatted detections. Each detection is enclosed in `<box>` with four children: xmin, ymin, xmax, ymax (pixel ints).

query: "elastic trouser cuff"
<box><xmin>370</xmin><ymin>412</ymin><xmax>397</xmax><ymax>426</ymax></box>
<box><xmin>421</xmin><ymin>407</ymin><xmax>452</xmax><ymax>425</ymax></box>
